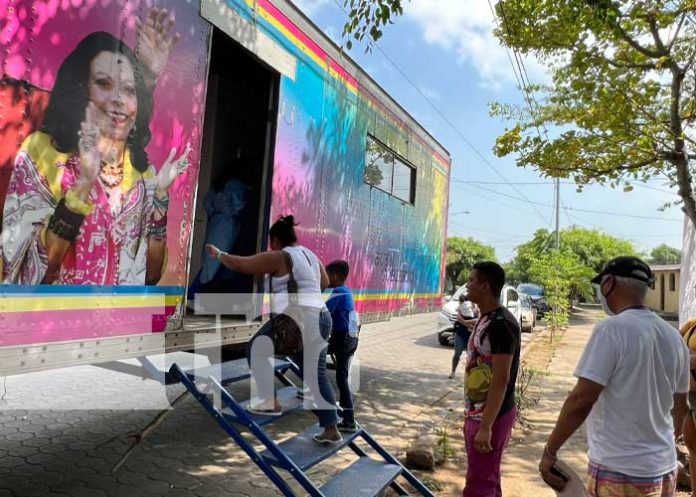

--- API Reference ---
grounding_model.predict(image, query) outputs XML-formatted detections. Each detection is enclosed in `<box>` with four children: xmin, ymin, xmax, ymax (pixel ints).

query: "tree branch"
<box><xmin>580</xmin><ymin>158</ymin><xmax>660</xmax><ymax>179</ymax></box>
<box><xmin>682</xmin><ymin>45</ymin><xmax>696</xmax><ymax>72</ymax></box>
<box><xmin>648</xmin><ymin>15</ymin><xmax>668</xmax><ymax>54</ymax></box>
<box><xmin>667</xmin><ymin>12</ymin><xmax>687</xmax><ymax>52</ymax></box>
<box><xmin>604</xmin><ymin>57</ymin><xmax>657</xmax><ymax>70</ymax></box>
<box><xmin>612</xmin><ymin>21</ymin><xmax>665</xmax><ymax>58</ymax></box>
<box><xmin>666</xmin><ymin>53</ymin><xmax>696</xmax><ymax>223</ymax></box>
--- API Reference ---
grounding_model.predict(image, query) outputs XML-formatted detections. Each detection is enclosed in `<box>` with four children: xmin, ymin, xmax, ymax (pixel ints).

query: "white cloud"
<box><xmin>292</xmin><ymin>0</ymin><xmax>329</xmax><ymax>16</ymax></box>
<box><xmin>403</xmin><ymin>0</ymin><xmax>548</xmax><ymax>90</ymax></box>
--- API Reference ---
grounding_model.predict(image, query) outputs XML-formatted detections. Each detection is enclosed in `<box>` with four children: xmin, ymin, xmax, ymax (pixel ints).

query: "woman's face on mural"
<box><xmin>88</xmin><ymin>51</ymin><xmax>137</xmax><ymax>142</ymax></box>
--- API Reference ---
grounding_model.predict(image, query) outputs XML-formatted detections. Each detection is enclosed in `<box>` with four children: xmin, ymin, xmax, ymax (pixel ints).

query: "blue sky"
<box><xmin>294</xmin><ymin>0</ymin><xmax>684</xmax><ymax>262</ymax></box>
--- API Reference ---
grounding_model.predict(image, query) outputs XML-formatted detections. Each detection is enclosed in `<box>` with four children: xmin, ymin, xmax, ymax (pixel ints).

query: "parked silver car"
<box><xmin>517</xmin><ymin>283</ymin><xmax>551</xmax><ymax>318</ymax></box>
<box><xmin>437</xmin><ymin>285</ymin><xmax>523</xmax><ymax>346</ymax></box>
<box><xmin>519</xmin><ymin>293</ymin><xmax>537</xmax><ymax>332</ymax></box>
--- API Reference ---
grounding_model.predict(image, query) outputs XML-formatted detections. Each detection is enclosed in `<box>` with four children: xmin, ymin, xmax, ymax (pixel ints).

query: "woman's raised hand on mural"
<box><xmin>76</xmin><ymin>103</ymin><xmax>103</xmax><ymax>191</ymax></box>
<box><xmin>155</xmin><ymin>144</ymin><xmax>192</xmax><ymax>198</ymax></box>
<box><xmin>135</xmin><ymin>8</ymin><xmax>180</xmax><ymax>84</ymax></box>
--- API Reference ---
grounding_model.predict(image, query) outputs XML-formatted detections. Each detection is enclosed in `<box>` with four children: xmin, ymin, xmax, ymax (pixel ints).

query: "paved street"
<box><xmin>0</xmin><ymin>313</ymin><xmax>538</xmax><ymax>496</ymax></box>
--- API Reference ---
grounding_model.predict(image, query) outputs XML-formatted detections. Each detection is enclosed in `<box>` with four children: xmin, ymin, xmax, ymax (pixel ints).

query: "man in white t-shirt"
<box><xmin>538</xmin><ymin>256</ymin><xmax>690</xmax><ymax>496</ymax></box>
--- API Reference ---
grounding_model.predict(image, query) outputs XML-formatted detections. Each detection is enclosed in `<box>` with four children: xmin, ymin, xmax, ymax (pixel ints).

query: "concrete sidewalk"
<box><xmin>501</xmin><ymin>310</ymin><xmax>595</xmax><ymax>496</ymax></box>
<box><xmin>426</xmin><ymin>308</ymin><xmax>598</xmax><ymax>497</ymax></box>
<box><xmin>501</xmin><ymin>306</ymin><xmax>688</xmax><ymax>496</ymax></box>
<box><xmin>0</xmin><ymin>312</ymin><xmax>541</xmax><ymax>497</ymax></box>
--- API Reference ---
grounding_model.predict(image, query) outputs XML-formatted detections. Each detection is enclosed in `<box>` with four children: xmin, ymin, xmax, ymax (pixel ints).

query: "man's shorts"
<box><xmin>587</xmin><ymin>461</ymin><xmax>677</xmax><ymax>497</ymax></box>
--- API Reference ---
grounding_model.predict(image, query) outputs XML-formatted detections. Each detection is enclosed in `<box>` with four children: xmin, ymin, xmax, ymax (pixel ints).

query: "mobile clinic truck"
<box><xmin>0</xmin><ymin>0</ymin><xmax>451</xmax><ymax>377</ymax></box>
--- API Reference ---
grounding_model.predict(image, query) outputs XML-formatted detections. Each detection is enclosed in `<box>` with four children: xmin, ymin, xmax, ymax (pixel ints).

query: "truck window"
<box><xmin>364</xmin><ymin>135</ymin><xmax>416</xmax><ymax>204</ymax></box>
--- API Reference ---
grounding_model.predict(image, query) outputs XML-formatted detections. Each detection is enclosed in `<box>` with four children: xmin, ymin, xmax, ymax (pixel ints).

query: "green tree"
<box><xmin>342</xmin><ymin>1</ymin><xmax>696</xmax><ymax>226</ymax></box>
<box><xmin>364</xmin><ymin>138</ymin><xmax>387</xmax><ymax>186</ymax></box>
<box><xmin>341</xmin><ymin>0</ymin><xmax>404</xmax><ymax>50</ymax></box>
<box><xmin>649</xmin><ymin>243</ymin><xmax>682</xmax><ymax>264</ymax></box>
<box><xmin>507</xmin><ymin>227</ymin><xmax>637</xmax><ymax>290</ymax></box>
<box><xmin>528</xmin><ymin>251</ymin><xmax>578</xmax><ymax>331</ymax></box>
<box><xmin>446</xmin><ymin>237</ymin><xmax>497</xmax><ymax>291</ymax></box>
<box><xmin>507</xmin><ymin>227</ymin><xmax>635</xmax><ymax>327</ymax></box>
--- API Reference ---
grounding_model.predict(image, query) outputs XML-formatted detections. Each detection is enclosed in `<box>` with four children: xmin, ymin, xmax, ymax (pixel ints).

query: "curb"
<box><xmin>520</xmin><ymin>325</ymin><xmax>552</xmax><ymax>362</ymax></box>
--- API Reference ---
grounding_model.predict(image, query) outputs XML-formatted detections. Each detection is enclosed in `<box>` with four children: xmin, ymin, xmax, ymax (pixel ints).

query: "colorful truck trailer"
<box><xmin>0</xmin><ymin>0</ymin><xmax>451</xmax><ymax>376</ymax></box>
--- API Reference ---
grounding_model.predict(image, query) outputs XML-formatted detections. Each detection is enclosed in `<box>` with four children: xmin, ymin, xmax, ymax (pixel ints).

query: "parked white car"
<box><xmin>437</xmin><ymin>285</ymin><xmax>523</xmax><ymax>346</ymax></box>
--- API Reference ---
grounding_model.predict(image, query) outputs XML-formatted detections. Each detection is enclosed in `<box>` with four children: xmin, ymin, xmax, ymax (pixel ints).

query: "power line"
<box><xmin>560</xmin><ymin>197</ymin><xmax>575</xmax><ymax>227</ymax></box>
<box><xmin>486</xmin><ymin>3</ymin><xmax>683</xmax><ymax>240</ymax></box>
<box><xmin>464</xmin><ymin>183</ymin><xmax>682</xmax><ymax>222</ymax></box>
<box><xmin>328</xmin><ymin>0</ymin><xmax>552</xmax><ymax>227</ymax></box>
<box><xmin>447</xmin><ymin>219</ymin><xmax>530</xmax><ymax>238</ymax></box>
<box><xmin>452</xmin><ymin>179</ymin><xmax>572</xmax><ymax>186</ymax></box>
<box><xmin>561</xmin><ymin>206</ymin><xmax>604</xmax><ymax>231</ymax></box>
<box><xmin>632</xmin><ymin>183</ymin><xmax>675</xmax><ymax>194</ymax></box>
<box><xmin>329</xmin><ymin>0</ymin><xmax>684</xmax><ymax>236</ymax></box>
<box><xmin>452</xmin><ymin>178</ymin><xmax>674</xmax><ymax>194</ymax></box>
<box><xmin>452</xmin><ymin>182</ymin><xmax>554</xmax><ymax>219</ymax></box>
<box><xmin>487</xmin><ymin>0</ymin><xmax>561</xmax><ymax>241</ymax></box>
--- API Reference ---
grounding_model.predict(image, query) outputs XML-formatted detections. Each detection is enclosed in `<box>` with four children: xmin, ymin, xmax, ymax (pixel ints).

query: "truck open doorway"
<box><xmin>186</xmin><ymin>28</ymin><xmax>279</xmax><ymax>316</ymax></box>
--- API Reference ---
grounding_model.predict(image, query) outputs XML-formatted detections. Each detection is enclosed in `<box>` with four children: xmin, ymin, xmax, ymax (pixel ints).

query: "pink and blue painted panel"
<box><xmin>229</xmin><ymin>0</ymin><xmax>451</xmax><ymax>314</ymax></box>
<box><xmin>0</xmin><ymin>1</ymin><xmax>210</xmax><ymax>345</ymax></box>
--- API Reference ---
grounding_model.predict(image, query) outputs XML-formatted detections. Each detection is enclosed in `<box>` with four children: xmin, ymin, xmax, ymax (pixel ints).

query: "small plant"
<box><xmin>434</xmin><ymin>427</ymin><xmax>456</xmax><ymax>460</ymax></box>
<box><xmin>515</xmin><ymin>362</ymin><xmax>542</xmax><ymax>425</ymax></box>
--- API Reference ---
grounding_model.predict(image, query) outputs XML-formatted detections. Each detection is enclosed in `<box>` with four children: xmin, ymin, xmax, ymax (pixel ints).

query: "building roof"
<box><xmin>650</xmin><ymin>264</ymin><xmax>681</xmax><ymax>272</ymax></box>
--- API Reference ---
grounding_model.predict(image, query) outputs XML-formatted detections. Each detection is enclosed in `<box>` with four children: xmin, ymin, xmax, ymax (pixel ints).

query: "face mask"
<box><xmin>594</xmin><ymin>278</ymin><xmax>615</xmax><ymax>316</ymax></box>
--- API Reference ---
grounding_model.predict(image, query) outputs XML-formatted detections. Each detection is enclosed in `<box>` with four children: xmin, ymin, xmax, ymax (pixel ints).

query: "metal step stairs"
<box><xmin>169</xmin><ymin>359</ymin><xmax>435</xmax><ymax>496</ymax></box>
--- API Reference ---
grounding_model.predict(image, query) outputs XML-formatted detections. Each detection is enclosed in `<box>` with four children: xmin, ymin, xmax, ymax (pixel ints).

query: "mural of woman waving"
<box><xmin>1</xmin><ymin>8</ymin><xmax>189</xmax><ymax>286</ymax></box>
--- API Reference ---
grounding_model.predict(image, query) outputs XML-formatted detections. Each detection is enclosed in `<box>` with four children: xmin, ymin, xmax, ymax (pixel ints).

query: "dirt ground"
<box><xmin>421</xmin><ymin>307</ymin><xmax>692</xmax><ymax>496</ymax></box>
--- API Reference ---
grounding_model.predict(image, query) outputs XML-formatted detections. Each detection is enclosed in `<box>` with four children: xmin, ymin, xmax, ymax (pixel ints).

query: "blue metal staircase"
<box><xmin>169</xmin><ymin>359</ymin><xmax>436</xmax><ymax>497</ymax></box>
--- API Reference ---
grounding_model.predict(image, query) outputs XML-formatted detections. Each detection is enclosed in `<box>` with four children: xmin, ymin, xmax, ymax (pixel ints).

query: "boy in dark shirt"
<box><xmin>325</xmin><ymin>260</ymin><xmax>360</xmax><ymax>432</ymax></box>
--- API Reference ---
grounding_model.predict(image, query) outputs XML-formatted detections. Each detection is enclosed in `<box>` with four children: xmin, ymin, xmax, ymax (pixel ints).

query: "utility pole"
<box><xmin>554</xmin><ymin>178</ymin><xmax>560</xmax><ymax>250</ymax></box>
<box><xmin>550</xmin><ymin>177</ymin><xmax>561</xmax><ymax>344</ymax></box>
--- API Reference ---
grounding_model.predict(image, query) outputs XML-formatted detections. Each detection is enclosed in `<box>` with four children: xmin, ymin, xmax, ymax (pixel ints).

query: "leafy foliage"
<box><xmin>506</xmin><ymin>227</ymin><xmax>636</xmax><ymax>327</ymax></box>
<box><xmin>445</xmin><ymin>237</ymin><xmax>497</xmax><ymax>290</ymax></box>
<box><xmin>649</xmin><ymin>243</ymin><xmax>682</xmax><ymax>264</ymax></box>
<box><xmin>529</xmin><ymin>250</ymin><xmax>591</xmax><ymax>329</ymax></box>
<box><xmin>491</xmin><ymin>1</ymin><xmax>696</xmax><ymax>226</ymax></box>
<box><xmin>364</xmin><ymin>138</ymin><xmax>387</xmax><ymax>186</ymax></box>
<box><xmin>342</xmin><ymin>0</ymin><xmax>405</xmax><ymax>51</ymax></box>
<box><xmin>342</xmin><ymin>0</ymin><xmax>696</xmax><ymax>226</ymax></box>
<box><xmin>506</xmin><ymin>227</ymin><xmax>637</xmax><ymax>288</ymax></box>
<box><xmin>434</xmin><ymin>427</ymin><xmax>456</xmax><ymax>460</ymax></box>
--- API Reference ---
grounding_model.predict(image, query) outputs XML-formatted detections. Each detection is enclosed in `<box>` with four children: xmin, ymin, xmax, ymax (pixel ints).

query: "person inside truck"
<box><xmin>1</xmin><ymin>9</ymin><xmax>189</xmax><ymax>286</ymax></box>
<box><xmin>206</xmin><ymin>215</ymin><xmax>343</xmax><ymax>445</ymax></box>
<box><xmin>187</xmin><ymin>157</ymin><xmax>250</xmax><ymax>303</ymax></box>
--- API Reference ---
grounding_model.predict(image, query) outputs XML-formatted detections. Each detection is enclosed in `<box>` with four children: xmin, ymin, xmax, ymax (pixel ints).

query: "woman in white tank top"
<box><xmin>206</xmin><ymin>215</ymin><xmax>342</xmax><ymax>444</ymax></box>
